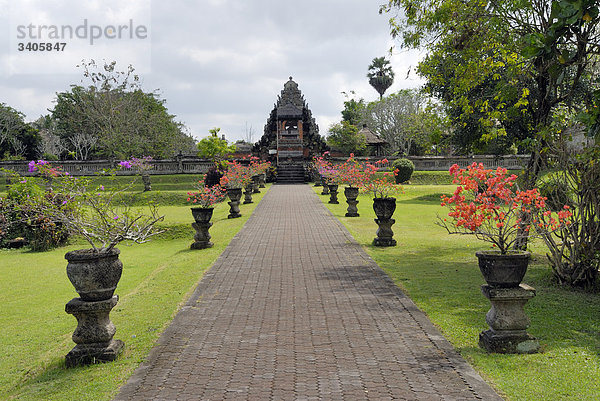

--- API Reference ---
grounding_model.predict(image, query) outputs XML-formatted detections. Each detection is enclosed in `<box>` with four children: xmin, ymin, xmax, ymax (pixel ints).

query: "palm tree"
<box><xmin>367</xmin><ymin>57</ymin><xmax>395</xmax><ymax>99</ymax></box>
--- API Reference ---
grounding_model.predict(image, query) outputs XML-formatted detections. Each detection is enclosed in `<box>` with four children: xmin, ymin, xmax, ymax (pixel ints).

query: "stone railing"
<box><xmin>0</xmin><ymin>157</ymin><xmax>216</xmax><ymax>177</ymax></box>
<box><xmin>0</xmin><ymin>154</ymin><xmax>531</xmax><ymax>177</ymax></box>
<box><xmin>328</xmin><ymin>155</ymin><xmax>530</xmax><ymax>171</ymax></box>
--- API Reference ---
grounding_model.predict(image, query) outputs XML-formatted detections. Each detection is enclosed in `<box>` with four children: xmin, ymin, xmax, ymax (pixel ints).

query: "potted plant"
<box><xmin>26</xmin><ymin>160</ymin><xmax>165</xmax><ymax>298</ymax></box>
<box><xmin>187</xmin><ymin>178</ymin><xmax>226</xmax><ymax>249</ymax></box>
<box><xmin>220</xmin><ymin>161</ymin><xmax>251</xmax><ymax>218</ymax></box>
<box><xmin>438</xmin><ymin>162</ymin><xmax>572</xmax><ymax>287</ymax></box>
<box><xmin>339</xmin><ymin>153</ymin><xmax>367</xmax><ymax>217</ymax></box>
<box><xmin>313</xmin><ymin>153</ymin><xmax>331</xmax><ymax>195</ymax></box>
<box><xmin>127</xmin><ymin>156</ymin><xmax>154</xmax><ymax>192</ymax></box>
<box><xmin>27</xmin><ymin>160</ymin><xmax>165</xmax><ymax>366</ymax></box>
<box><xmin>364</xmin><ymin>159</ymin><xmax>401</xmax><ymax>246</ymax></box>
<box><xmin>249</xmin><ymin>157</ymin><xmax>267</xmax><ymax>193</ymax></box>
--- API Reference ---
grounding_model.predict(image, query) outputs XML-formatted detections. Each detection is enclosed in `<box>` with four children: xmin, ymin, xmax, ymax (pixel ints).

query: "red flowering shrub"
<box><xmin>187</xmin><ymin>177</ymin><xmax>226</xmax><ymax>208</ymax></box>
<box><xmin>220</xmin><ymin>161</ymin><xmax>252</xmax><ymax>188</ymax></box>
<box><xmin>438</xmin><ymin>162</ymin><xmax>572</xmax><ymax>254</ymax></box>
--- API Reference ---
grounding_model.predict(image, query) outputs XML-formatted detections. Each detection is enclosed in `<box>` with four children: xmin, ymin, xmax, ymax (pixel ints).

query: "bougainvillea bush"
<box><xmin>219</xmin><ymin>161</ymin><xmax>252</xmax><ymax>189</ymax></box>
<box><xmin>10</xmin><ymin>160</ymin><xmax>164</xmax><ymax>252</ymax></box>
<box><xmin>187</xmin><ymin>176</ymin><xmax>227</xmax><ymax>208</ymax></box>
<box><xmin>338</xmin><ymin>154</ymin><xmax>369</xmax><ymax>188</ymax></box>
<box><xmin>313</xmin><ymin>154</ymin><xmax>341</xmax><ymax>185</ymax></box>
<box><xmin>438</xmin><ymin>162</ymin><xmax>572</xmax><ymax>254</ymax></box>
<box><xmin>363</xmin><ymin>159</ymin><xmax>401</xmax><ymax>198</ymax></box>
<box><xmin>0</xmin><ymin>165</ymin><xmax>71</xmax><ymax>251</ymax></box>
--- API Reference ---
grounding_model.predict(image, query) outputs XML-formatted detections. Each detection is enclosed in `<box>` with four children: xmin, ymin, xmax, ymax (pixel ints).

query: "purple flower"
<box><xmin>119</xmin><ymin>161</ymin><xmax>132</xmax><ymax>169</ymax></box>
<box><xmin>62</xmin><ymin>200</ymin><xmax>68</xmax><ymax>205</ymax></box>
<box><xmin>28</xmin><ymin>160</ymin><xmax>36</xmax><ymax>172</ymax></box>
<box><xmin>113</xmin><ymin>216</ymin><xmax>120</xmax><ymax>220</ymax></box>
<box><xmin>100</xmin><ymin>185</ymin><xmax>104</xmax><ymax>191</ymax></box>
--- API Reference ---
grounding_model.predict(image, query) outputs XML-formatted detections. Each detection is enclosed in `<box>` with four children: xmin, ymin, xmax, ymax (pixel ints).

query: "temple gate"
<box><xmin>253</xmin><ymin>77</ymin><xmax>328</xmax><ymax>183</ymax></box>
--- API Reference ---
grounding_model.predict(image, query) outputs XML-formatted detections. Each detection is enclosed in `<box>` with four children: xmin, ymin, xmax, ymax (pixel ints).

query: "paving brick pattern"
<box><xmin>114</xmin><ymin>184</ymin><xmax>503</xmax><ymax>401</ymax></box>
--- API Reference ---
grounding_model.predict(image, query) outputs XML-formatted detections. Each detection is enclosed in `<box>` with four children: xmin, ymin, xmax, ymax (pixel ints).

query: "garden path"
<box><xmin>113</xmin><ymin>184</ymin><xmax>502</xmax><ymax>400</ymax></box>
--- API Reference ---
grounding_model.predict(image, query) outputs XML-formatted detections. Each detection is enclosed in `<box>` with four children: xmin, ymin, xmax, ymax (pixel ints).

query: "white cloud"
<box><xmin>0</xmin><ymin>0</ymin><xmax>424</xmax><ymax>143</ymax></box>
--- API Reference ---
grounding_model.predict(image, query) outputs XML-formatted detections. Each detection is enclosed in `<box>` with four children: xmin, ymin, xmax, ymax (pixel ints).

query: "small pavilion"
<box><xmin>358</xmin><ymin>124</ymin><xmax>387</xmax><ymax>156</ymax></box>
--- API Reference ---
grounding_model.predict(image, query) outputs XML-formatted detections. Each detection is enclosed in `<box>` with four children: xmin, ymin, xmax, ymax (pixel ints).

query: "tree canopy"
<box><xmin>49</xmin><ymin>60</ymin><xmax>195</xmax><ymax>160</ymax></box>
<box><xmin>0</xmin><ymin>103</ymin><xmax>40</xmax><ymax>160</ymax></box>
<box><xmin>197</xmin><ymin>129</ymin><xmax>236</xmax><ymax>160</ymax></box>
<box><xmin>380</xmin><ymin>0</ymin><xmax>600</xmax><ymax>185</ymax></box>
<box><xmin>327</xmin><ymin>121</ymin><xmax>367</xmax><ymax>155</ymax></box>
<box><xmin>367</xmin><ymin>57</ymin><xmax>395</xmax><ymax>99</ymax></box>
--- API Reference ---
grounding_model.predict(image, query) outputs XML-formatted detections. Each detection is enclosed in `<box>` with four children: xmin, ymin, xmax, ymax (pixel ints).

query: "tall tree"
<box><xmin>367</xmin><ymin>57</ymin><xmax>395</xmax><ymax>99</ymax></box>
<box><xmin>0</xmin><ymin>103</ymin><xmax>40</xmax><ymax>160</ymax></box>
<box><xmin>327</xmin><ymin>121</ymin><xmax>367</xmax><ymax>155</ymax></box>
<box><xmin>380</xmin><ymin>0</ymin><xmax>600</xmax><ymax>187</ymax></box>
<box><xmin>362</xmin><ymin>89</ymin><xmax>440</xmax><ymax>156</ymax></box>
<box><xmin>197</xmin><ymin>128</ymin><xmax>236</xmax><ymax>160</ymax></box>
<box><xmin>50</xmin><ymin>60</ymin><xmax>195</xmax><ymax>160</ymax></box>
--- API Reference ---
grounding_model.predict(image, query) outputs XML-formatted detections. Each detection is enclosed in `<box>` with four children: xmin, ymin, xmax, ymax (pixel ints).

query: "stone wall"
<box><xmin>0</xmin><ymin>155</ymin><xmax>531</xmax><ymax>176</ymax></box>
<box><xmin>328</xmin><ymin>155</ymin><xmax>530</xmax><ymax>171</ymax></box>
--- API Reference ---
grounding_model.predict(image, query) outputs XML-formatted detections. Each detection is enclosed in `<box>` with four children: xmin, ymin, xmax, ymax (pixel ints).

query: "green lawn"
<box><xmin>315</xmin><ymin>184</ymin><xmax>600</xmax><ymax>401</ymax></box>
<box><xmin>0</xmin><ymin>185</ymin><xmax>270</xmax><ymax>401</ymax></box>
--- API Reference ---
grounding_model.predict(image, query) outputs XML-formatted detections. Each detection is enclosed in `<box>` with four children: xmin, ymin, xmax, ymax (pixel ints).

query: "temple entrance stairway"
<box><xmin>276</xmin><ymin>162</ymin><xmax>305</xmax><ymax>183</ymax></box>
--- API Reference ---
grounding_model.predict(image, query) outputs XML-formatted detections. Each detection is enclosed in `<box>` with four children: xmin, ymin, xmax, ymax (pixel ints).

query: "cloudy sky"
<box><xmin>0</xmin><ymin>0</ymin><xmax>424</xmax><ymax>143</ymax></box>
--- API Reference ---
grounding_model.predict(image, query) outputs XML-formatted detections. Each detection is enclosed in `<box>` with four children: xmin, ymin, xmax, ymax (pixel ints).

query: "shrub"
<box><xmin>1</xmin><ymin>174</ymin><xmax>70</xmax><ymax>251</ymax></box>
<box><xmin>42</xmin><ymin>153</ymin><xmax>59</xmax><ymax>161</ymax></box>
<box><xmin>204</xmin><ymin>166</ymin><xmax>223</xmax><ymax>187</ymax></box>
<box><xmin>6</xmin><ymin>178</ymin><xmax>44</xmax><ymax>202</ymax></box>
<box><xmin>538</xmin><ymin>178</ymin><xmax>573</xmax><ymax>211</ymax></box>
<box><xmin>392</xmin><ymin>158</ymin><xmax>415</xmax><ymax>183</ymax></box>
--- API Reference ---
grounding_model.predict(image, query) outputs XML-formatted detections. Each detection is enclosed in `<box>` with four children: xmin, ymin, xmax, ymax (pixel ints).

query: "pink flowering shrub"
<box><xmin>187</xmin><ymin>176</ymin><xmax>227</xmax><ymax>208</ymax></box>
<box><xmin>220</xmin><ymin>161</ymin><xmax>252</xmax><ymax>188</ymax></box>
<box><xmin>363</xmin><ymin>159</ymin><xmax>401</xmax><ymax>198</ymax></box>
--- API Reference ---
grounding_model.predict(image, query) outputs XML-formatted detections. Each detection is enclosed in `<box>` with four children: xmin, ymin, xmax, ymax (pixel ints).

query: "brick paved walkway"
<box><xmin>114</xmin><ymin>184</ymin><xmax>503</xmax><ymax>401</ymax></box>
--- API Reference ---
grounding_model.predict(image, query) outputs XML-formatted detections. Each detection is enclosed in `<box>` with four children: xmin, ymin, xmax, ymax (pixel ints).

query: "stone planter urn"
<box><xmin>66</xmin><ymin>248</ymin><xmax>123</xmax><ymax>301</ymax></box>
<box><xmin>476</xmin><ymin>250</ymin><xmax>530</xmax><ymax>288</ymax></box>
<box><xmin>64</xmin><ymin>248</ymin><xmax>124</xmax><ymax>367</ymax></box>
<box><xmin>475</xmin><ymin>250</ymin><xmax>540</xmax><ymax>354</ymax></box>
<box><xmin>372</xmin><ymin>197</ymin><xmax>397</xmax><ymax>247</ymax></box>
<box><xmin>321</xmin><ymin>177</ymin><xmax>330</xmax><ymax>195</ymax></box>
<box><xmin>227</xmin><ymin>187</ymin><xmax>243</xmax><ymax>218</ymax></box>
<box><xmin>243</xmin><ymin>183</ymin><xmax>254</xmax><ymax>204</ymax></box>
<box><xmin>142</xmin><ymin>173</ymin><xmax>152</xmax><ymax>192</ymax></box>
<box><xmin>190</xmin><ymin>207</ymin><xmax>214</xmax><ymax>249</ymax></box>
<box><xmin>259</xmin><ymin>173</ymin><xmax>266</xmax><ymax>188</ymax></box>
<box><xmin>328</xmin><ymin>184</ymin><xmax>339</xmax><ymax>204</ymax></box>
<box><xmin>252</xmin><ymin>175</ymin><xmax>261</xmax><ymax>193</ymax></box>
<box><xmin>344</xmin><ymin>186</ymin><xmax>360</xmax><ymax>217</ymax></box>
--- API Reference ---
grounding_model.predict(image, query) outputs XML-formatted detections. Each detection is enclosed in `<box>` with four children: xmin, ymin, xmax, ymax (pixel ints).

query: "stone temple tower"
<box><xmin>252</xmin><ymin>77</ymin><xmax>328</xmax><ymax>183</ymax></box>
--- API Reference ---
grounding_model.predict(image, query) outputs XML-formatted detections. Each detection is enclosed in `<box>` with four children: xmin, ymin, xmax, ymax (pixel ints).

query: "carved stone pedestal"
<box><xmin>259</xmin><ymin>173</ymin><xmax>266</xmax><ymax>188</ymax></box>
<box><xmin>321</xmin><ymin>180</ymin><xmax>330</xmax><ymax>195</ymax></box>
<box><xmin>228</xmin><ymin>200</ymin><xmax>241</xmax><ymax>218</ymax></box>
<box><xmin>328</xmin><ymin>184</ymin><xmax>339</xmax><ymax>204</ymax></box>
<box><xmin>226</xmin><ymin>188</ymin><xmax>242</xmax><ymax>219</ymax></box>
<box><xmin>142</xmin><ymin>174</ymin><xmax>152</xmax><ymax>192</ymax></box>
<box><xmin>479</xmin><ymin>284</ymin><xmax>540</xmax><ymax>354</ymax></box>
<box><xmin>65</xmin><ymin>296</ymin><xmax>124</xmax><ymax>367</ymax></box>
<box><xmin>191</xmin><ymin>221</ymin><xmax>213</xmax><ymax>249</ymax></box>
<box><xmin>252</xmin><ymin>175</ymin><xmax>260</xmax><ymax>193</ymax></box>
<box><xmin>243</xmin><ymin>184</ymin><xmax>254</xmax><ymax>204</ymax></box>
<box><xmin>373</xmin><ymin>218</ymin><xmax>397</xmax><ymax>247</ymax></box>
<box><xmin>345</xmin><ymin>199</ymin><xmax>359</xmax><ymax>216</ymax></box>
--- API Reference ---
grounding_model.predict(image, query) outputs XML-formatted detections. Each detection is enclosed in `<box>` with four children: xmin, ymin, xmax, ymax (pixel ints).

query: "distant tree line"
<box><xmin>1</xmin><ymin>60</ymin><xmax>196</xmax><ymax>161</ymax></box>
